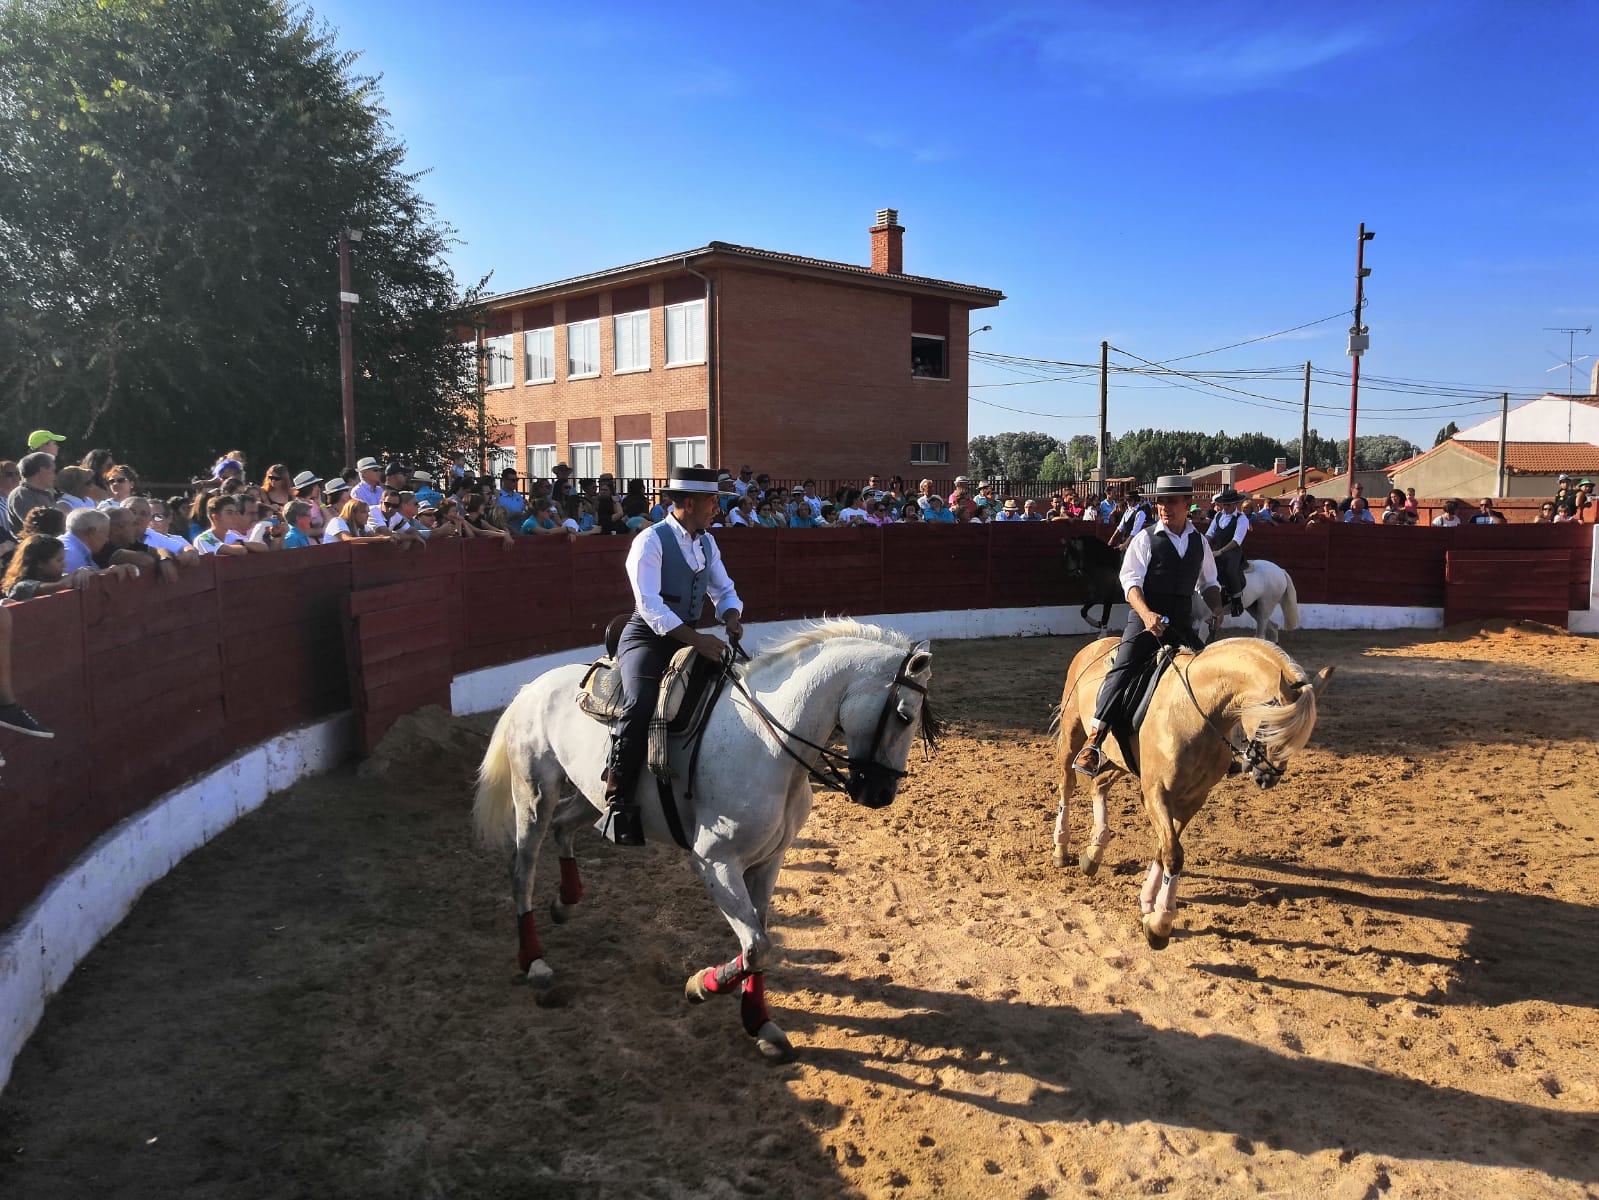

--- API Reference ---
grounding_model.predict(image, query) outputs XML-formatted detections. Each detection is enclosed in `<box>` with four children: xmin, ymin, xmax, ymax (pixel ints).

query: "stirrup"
<box><xmin>595</xmin><ymin>803</ymin><xmax>645</xmax><ymax>847</ymax></box>
<box><xmin>1072</xmin><ymin>744</ymin><xmax>1106</xmax><ymax>778</ymax></box>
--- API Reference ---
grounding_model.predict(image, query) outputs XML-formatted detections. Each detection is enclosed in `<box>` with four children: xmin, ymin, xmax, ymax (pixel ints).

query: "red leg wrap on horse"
<box><xmin>740</xmin><ymin>973</ymin><xmax>770</xmax><ymax>1036</ymax></box>
<box><xmin>517</xmin><ymin>911</ymin><xmax>544</xmax><ymax>972</ymax></box>
<box><xmin>704</xmin><ymin>953</ymin><xmax>746</xmax><ymax>995</ymax></box>
<box><xmin>558</xmin><ymin>857</ymin><xmax>584</xmax><ymax>906</ymax></box>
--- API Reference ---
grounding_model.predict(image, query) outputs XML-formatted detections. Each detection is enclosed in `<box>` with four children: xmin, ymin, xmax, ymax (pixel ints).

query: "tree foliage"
<box><xmin>0</xmin><ymin>0</ymin><xmax>486</xmax><ymax>478</ymax></box>
<box><xmin>1434</xmin><ymin>421</ymin><xmax>1459</xmax><ymax>446</ymax></box>
<box><xmin>968</xmin><ymin>431</ymin><xmax>1062</xmax><ymax>480</ymax></box>
<box><xmin>1104</xmin><ymin>429</ymin><xmax>1286</xmax><ymax>482</ymax></box>
<box><xmin>1285</xmin><ymin>431</ymin><xmax>1421</xmax><ymax>472</ymax></box>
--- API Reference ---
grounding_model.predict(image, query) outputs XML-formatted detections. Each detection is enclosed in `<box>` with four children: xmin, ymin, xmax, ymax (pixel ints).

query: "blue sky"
<box><xmin>314</xmin><ymin>0</ymin><xmax>1597</xmax><ymax>450</ymax></box>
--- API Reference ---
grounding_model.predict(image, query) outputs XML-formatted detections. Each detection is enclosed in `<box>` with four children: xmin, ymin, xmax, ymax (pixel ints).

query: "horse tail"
<box><xmin>1278</xmin><ymin>570</ymin><xmax>1301</xmax><ymax>631</ymax></box>
<box><xmin>473</xmin><ymin>709</ymin><xmax>518</xmax><ymax>851</ymax></box>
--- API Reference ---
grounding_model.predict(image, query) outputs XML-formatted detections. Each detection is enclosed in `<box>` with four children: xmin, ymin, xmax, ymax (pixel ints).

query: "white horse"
<box><xmin>1196</xmin><ymin>558</ymin><xmax>1300</xmax><ymax>643</ymax></box>
<box><xmin>472</xmin><ymin>619</ymin><xmax>938</xmax><ymax>1062</ymax></box>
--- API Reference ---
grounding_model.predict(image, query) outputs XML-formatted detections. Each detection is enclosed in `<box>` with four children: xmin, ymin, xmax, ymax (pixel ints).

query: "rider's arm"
<box><xmin>1198</xmin><ymin>538</ymin><xmax>1224</xmax><ymax>614</ymax></box>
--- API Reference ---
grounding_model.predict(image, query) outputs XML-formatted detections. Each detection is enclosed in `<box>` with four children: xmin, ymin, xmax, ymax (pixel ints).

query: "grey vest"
<box><xmin>1142</xmin><ymin>529</ymin><xmax>1205</xmax><ymax>625</ymax></box>
<box><xmin>653</xmin><ymin>523</ymin><xmax>710</xmax><ymax>625</ymax></box>
<box><xmin>1208</xmin><ymin>510</ymin><xmax>1239</xmax><ymax>547</ymax></box>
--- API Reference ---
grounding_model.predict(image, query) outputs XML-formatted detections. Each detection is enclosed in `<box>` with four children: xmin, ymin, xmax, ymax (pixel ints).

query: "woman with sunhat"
<box><xmin>1073</xmin><ymin>475</ymin><xmax>1226</xmax><ymax>777</ymax></box>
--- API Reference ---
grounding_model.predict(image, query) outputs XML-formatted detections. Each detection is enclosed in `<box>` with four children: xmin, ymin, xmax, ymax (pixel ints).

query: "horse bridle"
<box><xmin>1170</xmin><ymin>655</ymin><xmax>1289</xmax><ymax>783</ymax></box>
<box><xmin>724</xmin><ymin>641</ymin><xmax>931</xmax><ymax>802</ymax></box>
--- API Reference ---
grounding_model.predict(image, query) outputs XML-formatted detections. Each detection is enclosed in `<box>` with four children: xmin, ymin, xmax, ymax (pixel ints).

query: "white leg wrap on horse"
<box><xmin>1053</xmin><ymin>801</ymin><xmax>1067</xmax><ymax>849</ymax></box>
<box><xmin>1140</xmin><ymin>861</ymin><xmax>1163</xmax><ymax>914</ymax></box>
<box><xmin>1090</xmin><ymin>826</ymin><xmax>1113</xmax><ymax>854</ymax></box>
<box><xmin>1154</xmin><ymin>871</ymin><xmax>1180</xmax><ymax>916</ymax></box>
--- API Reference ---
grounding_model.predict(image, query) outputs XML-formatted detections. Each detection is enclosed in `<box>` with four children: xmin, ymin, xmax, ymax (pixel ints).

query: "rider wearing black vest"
<box><xmin>1073</xmin><ymin>474</ymin><xmax>1225</xmax><ymax>777</ymax></box>
<box><xmin>1206</xmin><ymin>486</ymin><xmax>1250</xmax><ymax>617</ymax></box>
<box><xmin>598</xmin><ymin>467</ymin><xmax>743</xmax><ymax>846</ymax></box>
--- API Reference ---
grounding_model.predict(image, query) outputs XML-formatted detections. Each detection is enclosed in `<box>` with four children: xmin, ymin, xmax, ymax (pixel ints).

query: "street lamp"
<box><xmin>338</xmin><ymin>227</ymin><xmax>363</xmax><ymax>469</ymax></box>
<box><xmin>970</xmin><ymin>324</ymin><xmax>992</xmax><ymax>335</ymax></box>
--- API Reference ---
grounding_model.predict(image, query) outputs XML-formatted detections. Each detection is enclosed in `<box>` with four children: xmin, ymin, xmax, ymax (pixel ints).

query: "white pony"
<box><xmin>1196</xmin><ymin>559</ymin><xmax>1300</xmax><ymax>643</ymax></box>
<box><xmin>472</xmin><ymin>619</ymin><xmax>937</xmax><ymax>1062</ymax></box>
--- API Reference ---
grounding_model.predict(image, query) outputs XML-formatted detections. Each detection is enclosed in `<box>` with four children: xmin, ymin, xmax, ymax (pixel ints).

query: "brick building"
<box><xmin>469</xmin><ymin>209</ymin><xmax>1003</xmax><ymax>485</ymax></box>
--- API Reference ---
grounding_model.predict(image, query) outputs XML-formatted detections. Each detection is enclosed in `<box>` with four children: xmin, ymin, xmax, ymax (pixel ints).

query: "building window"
<box><xmin>524</xmin><ymin>327</ymin><xmax>554</xmax><ymax>384</ymax></box>
<box><xmin>527</xmin><ymin>443</ymin><xmax>555</xmax><ymax>481</ymax></box>
<box><xmin>911</xmin><ymin>334</ymin><xmax>947</xmax><ymax>379</ymax></box>
<box><xmin>665</xmin><ymin>299</ymin><xmax>706</xmax><ymax>365</ymax></box>
<box><xmin>486</xmin><ymin>444</ymin><xmax>517</xmax><ymax>478</ymax></box>
<box><xmin>910</xmin><ymin>441</ymin><xmax>948</xmax><ymax>465</ymax></box>
<box><xmin>668</xmin><ymin>437</ymin><xmax>707</xmax><ymax>472</ymax></box>
<box><xmin>617</xmin><ymin>440</ymin><xmax>653</xmax><ymax>486</ymax></box>
<box><xmin>483</xmin><ymin>333</ymin><xmax>514</xmax><ymax>388</ymax></box>
<box><xmin>614</xmin><ymin>310</ymin><xmax>650</xmax><ymax>373</ymax></box>
<box><xmin>569</xmin><ymin>442</ymin><xmax>602</xmax><ymax>479</ymax></box>
<box><xmin>567</xmin><ymin>319</ymin><xmax>600</xmax><ymax>378</ymax></box>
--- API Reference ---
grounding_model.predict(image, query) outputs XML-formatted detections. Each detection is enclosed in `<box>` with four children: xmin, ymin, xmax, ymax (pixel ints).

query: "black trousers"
<box><xmin>1092</xmin><ymin>612</ymin><xmax>1196</xmax><ymax>726</ymax></box>
<box><xmin>1214</xmin><ymin>544</ymin><xmax>1245</xmax><ymax>598</ymax></box>
<box><xmin>610</xmin><ymin>616</ymin><xmax>677</xmax><ymax>801</ymax></box>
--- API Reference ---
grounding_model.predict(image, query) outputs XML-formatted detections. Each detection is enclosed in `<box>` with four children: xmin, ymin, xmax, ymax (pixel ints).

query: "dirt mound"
<box><xmin>1436</xmin><ymin>616</ymin><xmax>1574</xmax><ymax>642</ymax></box>
<box><xmin>357</xmin><ymin>704</ymin><xmax>487</xmax><ymax>783</ymax></box>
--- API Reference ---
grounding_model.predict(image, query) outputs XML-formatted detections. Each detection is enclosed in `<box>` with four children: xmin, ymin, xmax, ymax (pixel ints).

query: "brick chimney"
<box><xmin>870</xmin><ymin>208</ymin><xmax>903</xmax><ymax>275</ymax></box>
<box><xmin>1274</xmin><ymin>456</ymin><xmax>1288</xmax><ymax>474</ymax></box>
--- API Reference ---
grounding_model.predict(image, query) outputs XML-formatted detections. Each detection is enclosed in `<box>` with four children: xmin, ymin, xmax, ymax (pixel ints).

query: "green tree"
<box><xmin>1283</xmin><ymin>429</ymin><xmax>1342</xmax><ymax>471</ymax></box>
<box><xmin>0</xmin><ymin>0</ymin><xmax>485</xmax><ymax>478</ymax></box>
<box><xmin>967</xmin><ymin>435</ymin><xmax>1001</xmax><ymax>478</ymax></box>
<box><xmin>1434</xmin><ymin>421</ymin><xmax>1459</xmax><ymax>446</ymax></box>
<box><xmin>1038</xmin><ymin>450</ymin><xmax>1073</xmax><ymax>481</ymax></box>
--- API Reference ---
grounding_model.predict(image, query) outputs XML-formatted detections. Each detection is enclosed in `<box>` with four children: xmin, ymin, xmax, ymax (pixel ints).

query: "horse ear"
<box><xmin>908</xmin><ymin>643</ymin><xmax>932</xmax><ymax>675</ymax></box>
<box><xmin>1312</xmin><ymin>666</ymin><xmax>1335</xmax><ymax>697</ymax></box>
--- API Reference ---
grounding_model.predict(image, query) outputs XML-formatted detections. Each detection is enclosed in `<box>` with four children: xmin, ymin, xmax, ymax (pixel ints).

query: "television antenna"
<box><xmin>1544</xmin><ymin>326</ymin><xmax>1592</xmax><ymax>396</ymax></box>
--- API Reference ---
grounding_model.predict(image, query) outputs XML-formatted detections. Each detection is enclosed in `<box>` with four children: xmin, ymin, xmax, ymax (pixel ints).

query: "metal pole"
<box><xmin>1299</xmin><ymin>360</ymin><xmax>1311</xmax><ymax>492</ymax></box>
<box><xmin>1345</xmin><ymin>223</ymin><xmax>1369</xmax><ymax>496</ymax></box>
<box><xmin>1097</xmin><ymin>340</ymin><xmax>1108</xmax><ymax>498</ymax></box>
<box><xmin>1496</xmin><ymin>392</ymin><xmax>1508</xmax><ymax>498</ymax></box>
<box><xmin>338</xmin><ymin>231</ymin><xmax>356</xmax><ymax>469</ymax></box>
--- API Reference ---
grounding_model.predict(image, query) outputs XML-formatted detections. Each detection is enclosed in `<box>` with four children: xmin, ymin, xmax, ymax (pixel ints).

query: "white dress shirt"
<box><xmin>1116</xmin><ymin>506</ymin><xmax>1150</xmax><ymax>540</ymax></box>
<box><xmin>352</xmin><ymin>481</ymin><xmax>385</xmax><ymax>508</ymax></box>
<box><xmin>1212</xmin><ymin>509</ymin><xmax>1250</xmax><ymax>547</ymax></box>
<box><xmin>1119</xmin><ymin>520</ymin><xmax>1219</xmax><ymax>596</ymax></box>
<box><xmin>626</xmin><ymin>515</ymin><xmax>742</xmax><ymax>636</ymax></box>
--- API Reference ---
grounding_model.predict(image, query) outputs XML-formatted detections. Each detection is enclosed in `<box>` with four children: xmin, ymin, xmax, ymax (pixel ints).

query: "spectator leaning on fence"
<box><xmin>193</xmin><ymin>495</ymin><xmax>252</xmax><ymax>555</ymax></box>
<box><xmin>3</xmin><ymin>533</ymin><xmax>92</xmax><ymax>602</ymax></box>
<box><xmin>1432</xmin><ymin>500</ymin><xmax>1461</xmax><ymax>527</ymax></box>
<box><xmin>7</xmin><ymin>452</ymin><xmax>56</xmax><ymax>536</ymax></box>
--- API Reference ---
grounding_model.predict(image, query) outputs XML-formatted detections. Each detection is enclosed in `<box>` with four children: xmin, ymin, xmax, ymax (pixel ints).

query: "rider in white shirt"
<box><xmin>1206</xmin><ymin>487</ymin><xmax>1250</xmax><ymax>616</ymax></box>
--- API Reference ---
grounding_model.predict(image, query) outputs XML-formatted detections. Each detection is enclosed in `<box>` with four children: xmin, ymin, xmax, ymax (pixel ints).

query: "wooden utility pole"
<box><xmin>338</xmin><ymin>229</ymin><xmax>361</xmax><ymax>469</ymax></box>
<box><xmin>1299</xmin><ymin>361</ymin><xmax>1311</xmax><ymax>491</ymax></box>
<box><xmin>1345</xmin><ymin>223</ymin><xmax>1374</xmax><ymax>495</ymax></box>
<box><xmin>1495</xmin><ymin>392</ymin><xmax>1509</xmax><ymax>498</ymax></box>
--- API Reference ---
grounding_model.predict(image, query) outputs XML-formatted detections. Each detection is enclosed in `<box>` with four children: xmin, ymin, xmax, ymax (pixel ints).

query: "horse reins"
<box><xmin>1168</xmin><ymin>653</ymin><xmax>1287</xmax><ymax>782</ymax></box>
<box><xmin>722</xmin><ymin>639</ymin><xmax>929</xmax><ymax>796</ymax></box>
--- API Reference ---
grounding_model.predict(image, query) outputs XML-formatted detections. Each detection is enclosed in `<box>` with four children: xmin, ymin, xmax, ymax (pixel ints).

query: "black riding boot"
<box><xmin>595</xmin><ymin>768</ymin><xmax>646</xmax><ymax>847</ymax></box>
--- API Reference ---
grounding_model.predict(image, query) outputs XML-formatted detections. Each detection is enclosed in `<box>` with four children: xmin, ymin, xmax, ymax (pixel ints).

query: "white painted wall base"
<box><xmin>0</xmin><ymin>714</ymin><xmax>352</xmax><ymax>1093</ymax></box>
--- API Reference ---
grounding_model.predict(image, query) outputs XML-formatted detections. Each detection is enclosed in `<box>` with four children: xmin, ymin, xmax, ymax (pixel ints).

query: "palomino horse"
<box><xmin>1053</xmin><ymin>636</ymin><xmax>1332</xmax><ymax>947</ymax></box>
<box><xmin>1062</xmin><ymin>535</ymin><xmax>1301</xmax><ymax>642</ymax></box>
<box><xmin>473</xmin><ymin>619</ymin><xmax>937</xmax><ymax>1061</ymax></box>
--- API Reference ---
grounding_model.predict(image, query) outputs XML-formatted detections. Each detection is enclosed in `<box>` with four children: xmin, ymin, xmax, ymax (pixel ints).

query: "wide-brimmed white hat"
<box><xmin>356</xmin><ymin>456</ymin><xmax>379</xmax><ymax>473</ymax></box>
<box><xmin>291</xmin><ymin>470</ymin><xmax>321</xmax><ymax>490</ymax></box>
<box><xmin>669</xmin><ymin>468</ymin><xmax>723</xmax><ymax>494</ymax></box>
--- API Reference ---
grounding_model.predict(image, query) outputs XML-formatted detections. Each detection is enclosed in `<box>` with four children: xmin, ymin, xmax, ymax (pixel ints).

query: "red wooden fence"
<box><xmin>0</xmin><ymin>522</ymin><xmax>1591</xmax><ymax>929</ymax></box>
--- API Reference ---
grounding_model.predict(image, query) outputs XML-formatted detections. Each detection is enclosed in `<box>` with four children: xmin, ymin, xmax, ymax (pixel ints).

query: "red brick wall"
<box><xmin>484</xmin><ymin>277</ymin><xmax>710</xmax><ymax>478</ymax></box>
<box><xmin>715</xmin><ymin>270</ymin><xmax>970</xmax><ymax>480</ymax></box>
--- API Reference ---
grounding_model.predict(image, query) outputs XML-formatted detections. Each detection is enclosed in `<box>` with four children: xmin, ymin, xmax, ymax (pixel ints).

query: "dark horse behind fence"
<box><xmin>1062</xmin><ymin>534</ymin><xmax>1124</xmax><ymax>631</ymax></box>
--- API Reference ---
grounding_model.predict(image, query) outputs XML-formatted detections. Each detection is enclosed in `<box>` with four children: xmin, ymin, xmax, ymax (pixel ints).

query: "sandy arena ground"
<box><xmin>2</xmin><ymin>624</ymin><xmax>1597</xmax><ymax>1199</ymax></box>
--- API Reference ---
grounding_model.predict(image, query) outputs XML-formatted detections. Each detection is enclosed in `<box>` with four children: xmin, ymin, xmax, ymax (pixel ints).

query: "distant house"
<box><xmin>1454</xmin><ymin>392</ymin><xmax>1599</xmax><ymax>444</ymax></box>
<box><xmin>1233</xmin><ymin>458</ymin><xmax>1330</xmax><ymax>499</ymax></box>
<box><xmin>1388</xmin><ymin>439</ymin><xmax>1599</xmax><ymax>499</ymax></box>
<box><xmin>1305</xmin><ymin>470</ymin><xmax>1398</xmax><ymax>502</ymax></box>
<box><xmin>1189</xmin><ymin>462</ymin><xmax>1260</xmax><ymax>493</ymax></box>
<box><xmin>466</xmin><ymin>208</ymin><xmax>1003</xmax><ymax>485</ymax></box>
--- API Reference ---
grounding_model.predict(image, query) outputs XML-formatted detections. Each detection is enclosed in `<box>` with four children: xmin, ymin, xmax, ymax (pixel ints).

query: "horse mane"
<box><xmin>748</xmin><ymin>618</ymin><xmax>942</xmax><ymax>750</ymax></box>
<box><xmin>1231</xmin><ymin>640</ymin><xmax>1319</xmax><ymax>757</ymax></box>
<box><xmin>750</xmin><ymin>617</ymin><xmax>915</xmax><ymax>668</ymax></box>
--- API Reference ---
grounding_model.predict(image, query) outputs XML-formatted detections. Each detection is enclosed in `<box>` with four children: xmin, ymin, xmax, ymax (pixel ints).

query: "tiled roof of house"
<box><xmin>1450</xmin><ymin>440</ymin><xmax>1599</xmax><ymax>474</ymax></box>
<box><xmin>1233</xmin><ymin>465</ymin><xmax>1325</xmax><ymax>493</ymax></box>
<box><xmin>485</xmin><ymin>241</ymin><xmax>1005</xmax><ymax>308</ymax></box>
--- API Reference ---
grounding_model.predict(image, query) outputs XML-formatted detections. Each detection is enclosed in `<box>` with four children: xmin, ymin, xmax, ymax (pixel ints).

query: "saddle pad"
<box><xmin>574</xmin><ymin>646</ymin><xmax>722</xmax><ymax>733</ymax></box>
<box><xmin>577</xmin><ymin>659</ymin><xmax>626</xmax><ymax>721</ymax></box>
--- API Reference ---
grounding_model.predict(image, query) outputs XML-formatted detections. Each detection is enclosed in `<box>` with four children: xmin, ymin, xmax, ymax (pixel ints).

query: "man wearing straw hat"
<box><xmin>1073</xmin><ymin>474</ymin><xmax>1225</xmax><ymax>777</ymax></box>
<box><xmin>597</xmin><ymin>467</ymin><xmax>744</xmax><ymax>846</ymax></box>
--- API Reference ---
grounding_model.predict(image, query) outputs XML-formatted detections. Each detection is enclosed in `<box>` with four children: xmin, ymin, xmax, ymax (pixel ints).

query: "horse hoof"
<box><xmin>755</xmin><ymin>1021</ymin><xmax>796</xmax><ymax>1063</ymax></box>
<box><xmin>526</xmin><ymin>959</ymin><xmax>556</xmax><ymax>989</ymax></box>
<box><xmin>1051</xmin><ymin>846</ymin><xmax>1066</xmax><ymax>869</ymax></box>
<box><xmin>1078</xmin><ymin>849</ymin><xmax>1101</xmax><ymax>876</ymax></box>
<box><xmin>1141</xmin><ymin>916</ymin><xmax>1171</xmax><ymax>951</ymax></box>
<box><xmin>685</xmin><ymin>971</ymin><xmax>714</xmax><ymax>1004</ymax></box>
<box><xmin>550</xmin><ymin>897</ymin><xmax>571</xmax><ymax>925</ymax></box>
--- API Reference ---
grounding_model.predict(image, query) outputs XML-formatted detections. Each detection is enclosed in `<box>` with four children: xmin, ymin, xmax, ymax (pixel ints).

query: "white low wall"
<box><xmin>7</xmin><ymin>587</ymin><xmax>1596</xmax><ymax>1093</ymax></box>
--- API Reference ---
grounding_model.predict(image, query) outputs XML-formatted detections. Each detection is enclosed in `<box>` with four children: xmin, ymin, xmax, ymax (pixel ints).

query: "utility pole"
<box><xmin>1345</xmin><ymin>223</ymin><xmax>1374</xmax><ymax>495</ymax></box>
<box><xmin>1299</xmin><ymin>361</ymin><xmax>1311</xmax><ymax>492</ymax></box>
<box><xmin>1097</xmin><ymin>340</ymin><xmax>1108</xmax><ymax>496</ymax></box>
<box><xmin>338</xmin><ymin>228</ymin><xmax>363</xmax><ymax>469</ymax></box>
<box><xmin>1495</xmin><ymin>392</ymin><xmax>1509</xmax><ymax>498</ymax></box>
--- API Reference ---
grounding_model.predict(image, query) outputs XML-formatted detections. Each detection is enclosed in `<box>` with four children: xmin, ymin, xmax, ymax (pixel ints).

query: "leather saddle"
<box><xmin>1106</xmin><ymin>644</ymin><xmax>1187</xmax><ymax>778</ymax></box>
<box><xmin>576</xmin><ymin>614</ymin><xmax>726</xmax><ymax>744</ymax></box>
